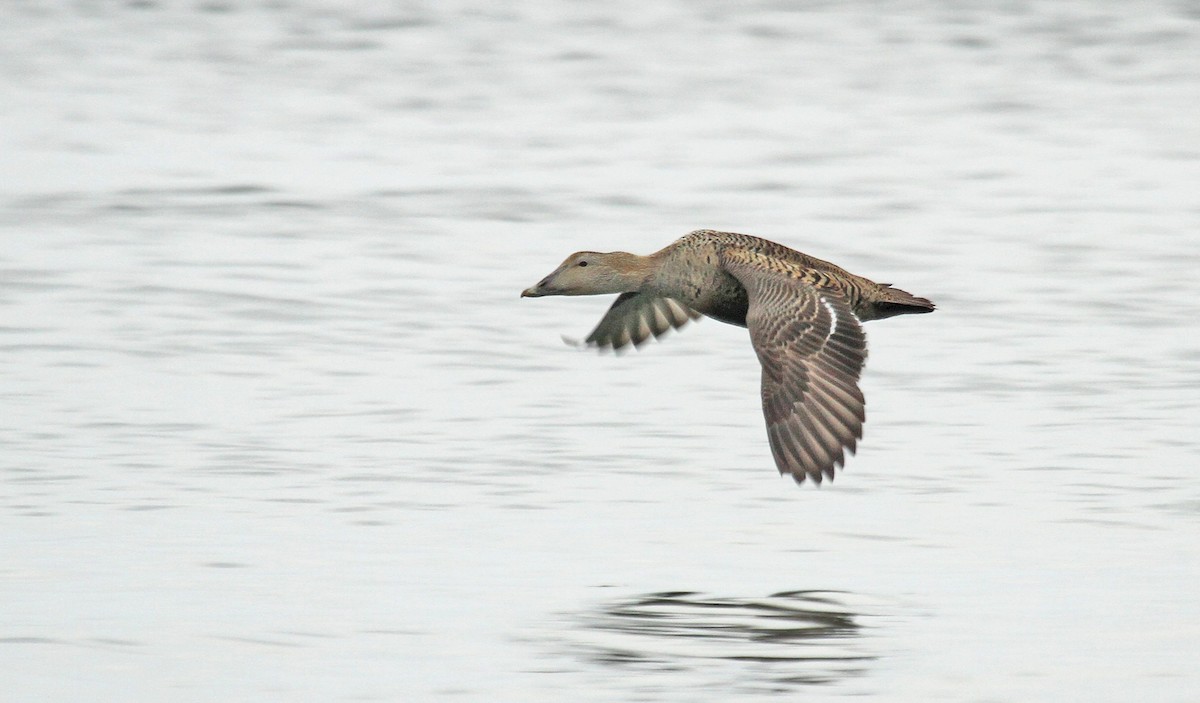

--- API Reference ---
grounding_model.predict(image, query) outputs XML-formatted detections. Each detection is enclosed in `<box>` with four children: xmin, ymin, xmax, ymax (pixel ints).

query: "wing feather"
<box><xmin>720</xmin><ymin>249</ymin><xmax>868</xmax><ymax>484</ymax></box>
<box><xmin>581</xmin><ymin>292</ymin><xmax>701</xmax><ymax>351</ymax></box>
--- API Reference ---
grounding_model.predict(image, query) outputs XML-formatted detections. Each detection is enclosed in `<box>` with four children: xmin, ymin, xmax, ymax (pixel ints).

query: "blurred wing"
<box><xmin>721</xmin><ymin>252</ymin><xmax>868</xmax><ymax>484</ymax></box>
<box><xmin>577</xmin><ymin>293</ymin><xmax>701</xmax><ymax>351</ymax></box>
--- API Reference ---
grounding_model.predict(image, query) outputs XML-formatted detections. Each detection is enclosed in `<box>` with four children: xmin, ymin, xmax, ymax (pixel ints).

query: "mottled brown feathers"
<box><xmin>522</xmin><ymin>229</ymin><xmax>934</xmax><ymax>486</ymax></box>
<box><xmin>719</xmin><ymin>249</ymin><xmax>869</xmax><ymax>483</ymax></box>
<box><xmin>584</xmin><ymin>293</ymin><xmax>701</xmax><ymax>351</ymax></box>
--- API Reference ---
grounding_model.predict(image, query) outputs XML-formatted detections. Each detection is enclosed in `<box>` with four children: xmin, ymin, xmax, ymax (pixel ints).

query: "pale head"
<box><xmin>521</xmin><ymin>251</ymin><xmax>650</xmax><ymax>297</ymax></box>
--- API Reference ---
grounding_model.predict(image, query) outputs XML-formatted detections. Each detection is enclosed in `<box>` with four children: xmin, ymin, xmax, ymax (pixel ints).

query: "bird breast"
<box><xmin>653</xmin><ymin>261</ymin><xmax>749</xmax><ymax>328</ymax></box>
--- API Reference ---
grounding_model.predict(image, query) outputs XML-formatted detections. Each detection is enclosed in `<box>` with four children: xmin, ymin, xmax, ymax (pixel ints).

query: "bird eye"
<box><xmin>577</xmin><ymin>261</ymin><xmax>588</xmax><ymax>267</ymax></box>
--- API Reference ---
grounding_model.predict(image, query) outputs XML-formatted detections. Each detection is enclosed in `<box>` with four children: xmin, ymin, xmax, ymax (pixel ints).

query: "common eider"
<box><xmin>521</xmin><ymin>229</ymin><xmax>934</xmax><ymax>485</ymax></box>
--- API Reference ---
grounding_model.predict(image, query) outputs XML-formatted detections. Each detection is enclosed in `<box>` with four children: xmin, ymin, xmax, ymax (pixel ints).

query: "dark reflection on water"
<box><xmin>569</xmin><ymin>590</ymin><xmax>874</xmax><ymax>693</ymax></box>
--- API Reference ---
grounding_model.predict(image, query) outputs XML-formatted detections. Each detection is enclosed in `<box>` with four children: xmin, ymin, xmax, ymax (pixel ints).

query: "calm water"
<box><xmin>3</xmin><ymin>2</ymin><xmax>1199</xmax><ymax>701</ymax></box>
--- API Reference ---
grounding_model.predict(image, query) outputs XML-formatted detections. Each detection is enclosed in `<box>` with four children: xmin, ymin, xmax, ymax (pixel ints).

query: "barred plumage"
<box><xmin>522</xmin><ymin>229</ymin><xmax>934</xmax><ymax>485</ymax></box>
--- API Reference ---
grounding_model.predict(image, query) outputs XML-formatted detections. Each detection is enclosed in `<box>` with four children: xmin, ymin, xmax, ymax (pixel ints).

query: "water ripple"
<box><xmin>565</xmin><ymin>590</ymin><xmax>875</xmax><ymax>693</ymax></box>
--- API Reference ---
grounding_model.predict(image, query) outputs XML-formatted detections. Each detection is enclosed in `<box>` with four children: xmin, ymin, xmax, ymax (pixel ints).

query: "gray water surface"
<box><xmin>3</xmin><ymin>2</ymin><xmax>1199</xmax><ymax>701</ymax></box>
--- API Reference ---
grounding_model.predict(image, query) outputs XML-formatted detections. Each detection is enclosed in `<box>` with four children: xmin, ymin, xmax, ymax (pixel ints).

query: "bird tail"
<box><xmin>868</xmin><ymin>285</ymin><xmax>935</xmax><ymax>320</ymax></box>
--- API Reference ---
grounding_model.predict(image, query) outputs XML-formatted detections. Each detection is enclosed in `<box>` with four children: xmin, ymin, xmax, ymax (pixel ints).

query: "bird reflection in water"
<box><xmin>568</xmin><ymin>590</ymin><xmax>876</xmax><ymax>692</ymax></box>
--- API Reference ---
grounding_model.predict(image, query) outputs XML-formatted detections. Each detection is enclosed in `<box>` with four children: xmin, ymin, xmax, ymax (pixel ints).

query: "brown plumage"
<box><xmin>521</xmin><ymin>229</ymin><xmax>934</xmax><ymax>485</ymax></box>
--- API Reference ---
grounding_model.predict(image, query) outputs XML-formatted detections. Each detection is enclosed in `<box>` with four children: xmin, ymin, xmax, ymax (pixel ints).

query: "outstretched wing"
<box><xmin>577</xmin><ymin>292</ymin><xmax>701</xmax><ymax>351</ymax></box>
<box><xmin>721</xmin><ymin>252</ymin><xmax>868</xmax><ymax>484</ymax></box>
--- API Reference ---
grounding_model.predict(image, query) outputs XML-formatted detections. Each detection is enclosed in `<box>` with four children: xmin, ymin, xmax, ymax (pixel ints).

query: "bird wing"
<box><xmin>577</xmin><ymin>292</ymin><xmax>701</xmax><ymax>351</ymax></box>
<box><xmin>720</xmin><ymin>251</ymin><xmax>868</xmax><ymax>484</ymax></box>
